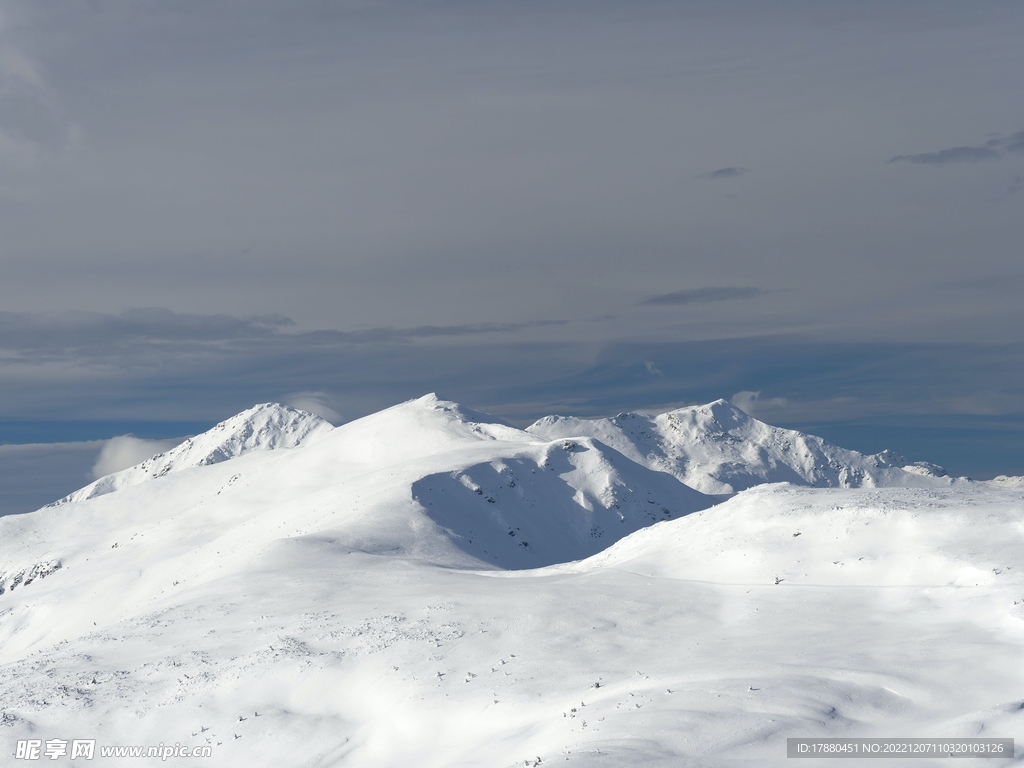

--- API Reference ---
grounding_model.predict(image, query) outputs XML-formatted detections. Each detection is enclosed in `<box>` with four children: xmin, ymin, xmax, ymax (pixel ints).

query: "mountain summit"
<box><xmin>528</xmin><ymin>399</ymin><xmax>954</xmax><ymax>494</ymax></box>
<box><xmin>49</xmin><ymin>403</ymin><xmax>334</xmax><ymax>506</ymax></box>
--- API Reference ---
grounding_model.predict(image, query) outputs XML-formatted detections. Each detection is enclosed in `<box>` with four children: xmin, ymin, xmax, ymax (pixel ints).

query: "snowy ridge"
<box><xmin>987</xmin><ymin>475</ymin><xmax>1024</xmax><ymax>488</ymax></box>
<box><xmin>48</xmin><ymin>403</ymin><xmax>334</xmax><ymax>506</ymax></box>
<box><xmin>306</xmin><ymin>394</ymin><xmax>711</xmax><ymax>567</ymax></box>
<box><xmin>528</xmin><ymin>399</ymin><xmax>960</xmax><ymax>494</ymax></box>
<box><xmin>567</xmin><ymin>483</ymin><xmax>1022</xmax><ymax>586</ymax></box>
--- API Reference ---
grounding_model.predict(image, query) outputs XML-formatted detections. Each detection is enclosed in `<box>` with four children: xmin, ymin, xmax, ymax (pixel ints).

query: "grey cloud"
<box><xmin>0</xmin><ymin>21</ymin><xmax>79</xmax><ymax>164</ymax></box>
<box><xmin>0</xmin><ymin>309</ymin><xmax>292</xmax><ymax>353</ymax></box>
<box><xmin>1</xmin><ymin>1</ymin><xmax>1022</xmax><ymax>356</ymax></box>
<box><xmin>697</xmin><ymin>167</ymin><xmax>745</xmax><ymax>179</ymax></box>
<box><xmin>638</xmin><ymin>287</ymin><xmax>762</xmax><ymax>306</ymax></box>
<box><xmin>1001</xmin><ymin>131</ymin><xmax>1024</xmax><ymax>152</ymax></box>
<box><xmin>887</xmin><ymin>146</ymin><xmax>999</xmax><ymax>165</ymax></box>
<box><xmin>320</xmin><ymin>320</ymin><xmax>567</xmax><ymax>344</ymax></box>
<box><xmin>1</xmin><ymin>1</ymin><xmax>1024</xmax><ymax>488</ymax></box>
<box><xmin>887</xmin><ymin>129</ymin><xmax>1024</xmax><ymax>165</ymax></box>
<box><xmin>0</xmin><ymin>309</ymin><xmax>566</xmax><ymax>360</ymax></box>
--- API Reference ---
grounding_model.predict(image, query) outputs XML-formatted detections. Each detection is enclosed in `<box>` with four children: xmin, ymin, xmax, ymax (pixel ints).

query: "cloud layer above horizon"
<box><xmin>0</xmin><ymin>0</ymin><xmax>1021</xmax><ymax>485</ymax></box>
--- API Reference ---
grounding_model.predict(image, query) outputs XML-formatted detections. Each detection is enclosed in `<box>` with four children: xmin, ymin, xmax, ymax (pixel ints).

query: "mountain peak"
<box><xmin>693</xmin><ymin>398</ymin><xmax>750</xmax><ymax>422</ymax></box>
<box><xmin>530</xmin><ymin>398</ymin><xmax>958</xmax><ymax>494</ymax></box>
<box><xmin>50</xmin><ymin>402</ymin><xmax>333</xmax><ymax>506</ymax></box>
<box><xmin>407</xmin><ymin>393</ymin><xmax>513</xmax><ymax>428</ymax></box>
<box><xmin>186</xmin><ymin>402</ymin><xmax>332</xmax><ymax>462</ymax></box>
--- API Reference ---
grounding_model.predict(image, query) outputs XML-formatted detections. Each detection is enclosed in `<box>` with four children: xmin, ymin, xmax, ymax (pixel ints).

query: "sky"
<box><xmin>1</xmin><ymin>0</ymin><xmax>1022</xmax><ymax>511</ymax></box>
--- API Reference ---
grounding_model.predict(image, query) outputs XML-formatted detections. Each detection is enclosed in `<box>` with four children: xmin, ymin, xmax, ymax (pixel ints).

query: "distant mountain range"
<box><xmin>54</xmin><ymin>394</ymin><xmax>962</xmax><ymax>511</ymax></box>
<box><xmin>527</xmin><ymin>398</ymin><xmax>957</xmax><ymax>495</ymax></box>
<box><xmin>13</xmin><ymin>393</ymin><xmax>966</xmax><ymax>578</ymax></box>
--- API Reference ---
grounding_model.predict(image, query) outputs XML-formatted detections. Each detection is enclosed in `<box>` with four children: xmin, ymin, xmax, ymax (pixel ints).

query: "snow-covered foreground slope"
<box><xmin>1</xmin><ymin>395</ymin><xmax>1021</xmax><ymax>766</ymax></box>
<box><xmin>2</xmin><ymin>483</ymin><xmax>1023</xmax><ymax>767</ymax></box>
<box><xmin>48</xmin><ymin>403</ymin><xmax>334</xmax><ymax>506</ymax></box>
<box><xmin>529</xmin><ymin>399</ymin><xmax>959</xmax><ymax>494</ymax></box>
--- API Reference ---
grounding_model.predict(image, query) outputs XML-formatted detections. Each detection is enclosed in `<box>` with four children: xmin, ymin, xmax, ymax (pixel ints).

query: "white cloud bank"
<box><xmin>91</xmin><ymin>435</ymin><xmax>182</xmax><ymax>479</ymax></box>
<box><xmin>730</xmin><ymin>390</ymin><xmax>790</xmax><ymax>419</ymax></box>
<box><xmin>284</xmin><ymin>391</ymin><xmax>341</xmax><ymax>423</ymax></box>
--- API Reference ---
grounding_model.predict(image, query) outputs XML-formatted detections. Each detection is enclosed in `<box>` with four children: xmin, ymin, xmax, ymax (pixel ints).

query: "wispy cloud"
<box><xmin>643</xmin><ymin>360</ymin><xmax>664</xmax><ymax>377</ymax></box>
<box><xmin>0</xmin><ymin>309</ymin><xmax>291</xmax><ymax>355</ymax></box>
<box><xmin>91</xmin><ymin>435</ymin><xmax>181</xmax><ymax>479</ymax></box>
<box><xmin>0</xmin><ymin>11</ymin><xmax>80</xmax><ymax>165</ymax></box>
<box><xmin>887</xmin><ymin>130</ymin><xmax>1024</xmax><ymax>166</ymax></box>
<box><xmin>697</xmin><ymin>167</ymin><xmax>745</xmax><ymax>179</ymax></box>
<box><xmin>730</xmin><ymin>390</ymin><xmax>791</xmax><ymax>419</ymax></box>
<box><xmin>0</xmin><ymin>309</ymin><xmax>568</xmax><ymax>363</ymax></box>
<box><xmin>323</xmin><ymin>320</ymin><xmax>567</xmax><ymax>344</ymax></box>
<box><xmin>999</xmin><ymin>130</ymin><xmax>1024</xmax><ymax>153</ymax></box>
<box><xmin>638</xmin><ymin>287</ymin><xmax>761</xmax><ymax>306</ymax></box>
<box><xmin>887</xmin><ymin>146</ymin><xmax>999</xmax><ymax>166</ymax></box>
<box><xmin>283</xmin><ymin>391</ymin><xmax>342</xmax><ymax>423</ymax></box>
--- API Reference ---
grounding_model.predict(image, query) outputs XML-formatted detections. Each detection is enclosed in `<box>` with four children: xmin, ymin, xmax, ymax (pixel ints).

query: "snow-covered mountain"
<box><xmin>48</xmin><ymin>403</ymin><xmax>334</xmax><ymax>506</ymax></box>
<box><xmin>528</xmin><ymin>399</ymin><xmax>957</xmax><ymax>494</ymax></box>
<box><xmin>988</xmin><ymin>474</ymin><xmax>1024</xmax><ymax>488</ymax></box>
<box><xmin>2</xmin><ymin>394</ymin><xmax>1018</xmax><ymax>767</ymax></box>
<box><xmin>11</xmin><ymin>395</ymin><xmax>713</xmax><ymax>587</ymax></box>
<box><xmin>48</xmin><ymin>396</ymin><xmax>963</xmax><ymax>514</ymax></box>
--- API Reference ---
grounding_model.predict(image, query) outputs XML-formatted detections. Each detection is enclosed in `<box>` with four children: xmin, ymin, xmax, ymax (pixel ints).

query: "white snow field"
<box><xmin>1</xmin><ymin>395</ymin><xmax>1022</xmax><ymax>767</ymax></box>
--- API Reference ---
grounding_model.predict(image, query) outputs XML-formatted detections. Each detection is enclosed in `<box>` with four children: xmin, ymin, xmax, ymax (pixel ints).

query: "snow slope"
<box><xmin>48</xmin><ymin>403</ymin><xmax>334</xmax><ymax>506</ymax></box>
<box><xmin>1</xmin><ymin>395</ymin><xmax>1020</xmax><ymax>767</ymax></box>
<box><xmin>528</xmin><ymin>399</ymin><xmax>959</xmax><ymax>494</ymax></box>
